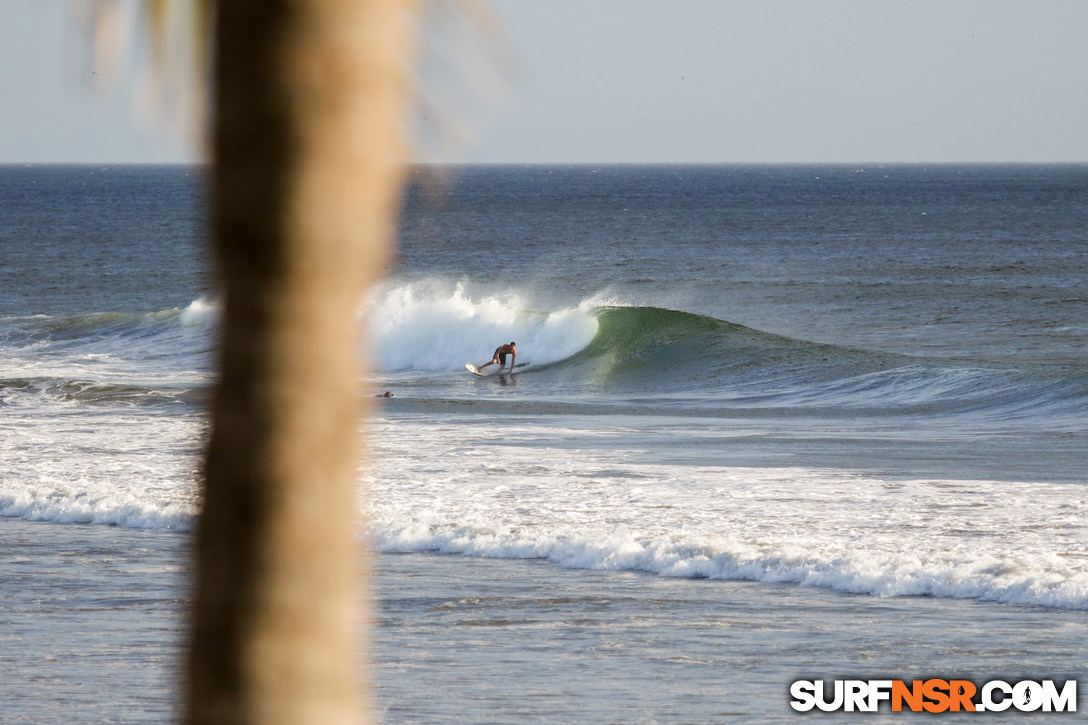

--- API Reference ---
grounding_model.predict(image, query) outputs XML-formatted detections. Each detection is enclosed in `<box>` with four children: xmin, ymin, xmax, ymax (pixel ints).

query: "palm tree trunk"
<box><xmin>187</xmin><ymin>1</ymin><xmax>416</xmax><ymax>722</ymax></box>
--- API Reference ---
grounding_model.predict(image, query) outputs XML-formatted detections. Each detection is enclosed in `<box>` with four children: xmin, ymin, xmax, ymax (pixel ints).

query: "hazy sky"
<box><xmin>2</xmin><ymin>0</ymin><xmax>1087</xmax><ymax>164</ymax></box>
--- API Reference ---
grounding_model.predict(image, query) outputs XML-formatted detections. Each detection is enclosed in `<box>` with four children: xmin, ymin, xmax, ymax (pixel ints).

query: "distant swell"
<box><xmin>0</xmin><ymin>299</ymin><xmax>217</xmax><ymax>348</ymax></box>
<box><xmin>0</xmin><ymin>300</ymin><xmax>215</xmax><ymax>398</ymax></box>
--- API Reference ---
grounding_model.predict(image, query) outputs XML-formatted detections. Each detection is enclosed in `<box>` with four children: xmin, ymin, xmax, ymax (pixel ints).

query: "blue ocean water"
<box><xmin>1</xmin><ymin>164</ymin><xmax>1086</xmax><ymax>720</ymax></box>
<box><xmin>370</xmin><ymin>164</ymin><xmax>1088</xmax><ymax>606</ymax></box>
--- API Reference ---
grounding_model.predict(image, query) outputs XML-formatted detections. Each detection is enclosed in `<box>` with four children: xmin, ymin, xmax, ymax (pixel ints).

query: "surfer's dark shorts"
<box><xmin>494</xmin><ymin>347</ymin><xmax>507</xmax><ymax>364</ymax></box>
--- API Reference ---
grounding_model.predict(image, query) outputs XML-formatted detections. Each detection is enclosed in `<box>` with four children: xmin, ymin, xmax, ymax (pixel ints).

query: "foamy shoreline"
<box><xmin>3</xmin><ymin>516</ymin><xmax>1085</xmax><ymax>722</ymax></box>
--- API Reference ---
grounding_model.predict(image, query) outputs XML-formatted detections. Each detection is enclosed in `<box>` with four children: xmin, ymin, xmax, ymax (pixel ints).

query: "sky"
<box><xmin>2</xmin><ymin>0</ymin><xmax>1087</xmax><ymax>164</ymax></box>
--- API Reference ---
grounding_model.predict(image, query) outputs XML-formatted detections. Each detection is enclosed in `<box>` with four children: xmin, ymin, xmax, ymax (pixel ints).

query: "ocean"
<box><xmin>1</xmin><ymin>164</ymin><xmax>1086</xmax><ymax>721</ymax></box>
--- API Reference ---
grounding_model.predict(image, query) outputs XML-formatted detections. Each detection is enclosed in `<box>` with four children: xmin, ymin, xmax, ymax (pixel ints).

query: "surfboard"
<box><xmin>466</xmin><ymin>362</ymin><xmax>526</xmax><ymax>376</ymax></box>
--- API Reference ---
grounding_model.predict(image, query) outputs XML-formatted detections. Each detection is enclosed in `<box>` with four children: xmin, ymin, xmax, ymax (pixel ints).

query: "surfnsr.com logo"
<box><xmin>789</xmin><ymin>679</ymin><xmax>1077</xmax><ymax>713</ymax></box>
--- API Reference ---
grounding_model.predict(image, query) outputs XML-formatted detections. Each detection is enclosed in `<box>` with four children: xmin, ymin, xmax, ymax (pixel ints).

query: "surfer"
<box><xmin>477</xmin><ymin>341</ymin><xmax>516</xmax><ymax>373</ymax></box>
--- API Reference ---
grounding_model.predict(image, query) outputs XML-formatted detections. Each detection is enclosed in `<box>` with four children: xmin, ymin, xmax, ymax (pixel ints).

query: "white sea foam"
<box><xmin>6</xmin><ymin>395</ymin><xmax>1087</xmax><ymax>610</ymax></box>
<box><xmin>179</xmin><ymin>296</ymin><xmax>220</xmax><ymax>328</ymax></box>
<box><xmin>5</xmin><ymin>287</ymin><xmax>1086</xmax><ymax>611</ymax></box>
<box><xmin>0</xmin><ymin>408</ymin><xmax>202</xmax><ymax>531</ymax></box>
<box><xmin>0</xmin><ymin>483</ymin><xmax>195</xmax><ymax>530</ymax></box>
<box><xmin>168</xmin><ymin>285</ymin><xmax>601</xmax><ymax>372</ymax></box>
<box><xmin>0</xmin><ymin>302</ymin><xmax>216</xmax><ymax>386</ymax></box>
<box><xmin>366</xmin><ymin>281</ymin><xmax>599</xmax><ymax>371</ymax></box>
<box><xmin>364</xmin><ymin>416</ymin><xmax>1088</xmax><ymax>610</ymax></box>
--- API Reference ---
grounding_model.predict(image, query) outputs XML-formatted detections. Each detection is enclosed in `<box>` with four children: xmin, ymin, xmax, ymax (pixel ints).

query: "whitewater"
<box><xmin>365</xmin><ymin>280</ymin><xmax>600</xmax><ymax>371</ymax></box>
<box><xmin>3</xmin><ymin>164</ymin><xmax>1087</xmax><ymax>722</ymax></box>
<box><xmin>4</xmin><ymin>279</ymin><xmax>1087</xmax><ymax>611</ymax></box>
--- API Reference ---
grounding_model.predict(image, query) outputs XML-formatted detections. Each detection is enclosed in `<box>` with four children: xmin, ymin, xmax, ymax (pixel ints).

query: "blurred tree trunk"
<box><xmin>187</xmin><ymin>1</ymin><xmax>416</xmax><ymax>722</ymax></box>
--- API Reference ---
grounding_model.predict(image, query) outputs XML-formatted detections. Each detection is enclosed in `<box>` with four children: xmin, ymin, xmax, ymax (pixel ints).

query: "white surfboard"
<box><xmin>466</xmin><ymin>362</ymin><xmax>525</xmax><ymax>376</ymax></box>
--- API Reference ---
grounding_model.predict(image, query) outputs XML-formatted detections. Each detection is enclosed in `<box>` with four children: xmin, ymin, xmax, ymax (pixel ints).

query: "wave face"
<box><xmin>560</xmin><ymin>305</ymin><xmax>891</xmax><ymax>393</ymax></box>
<box><xmin>4</xmin><ymin>164</ymin><xmax>1088</xmax><ymax>619</ymax></box>
<box><xmin>2</xmin><ymin>291</ymin><xmax>1086</xmax><ymax>611</ymax></box>
<box><xmin>576</xmin><ymin>307</ymin><xmax>1088</xmax><ymax>424</ymax></box>
<box><xmin>10</xmin><ymin>285</ymin><xmax>1081</xmax><ymax>427</ymax></box>
<box><xmin>352</xmin><ymin>282</ymin><xmax>1088</xmax><ymax>610</ymax></box>
<box><xmin>364</xmin><ymin>284</ymin><xmax>1088</xmax><ymax>429</ymax></box>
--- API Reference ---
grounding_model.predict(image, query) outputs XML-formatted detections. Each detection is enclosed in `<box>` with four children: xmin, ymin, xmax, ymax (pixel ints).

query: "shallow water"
<box><xmin>2</xmin><ymin>164</ymin><xmax>1087</xmax><ymax>720</ymax></box>
<box><xmin>2</xmin><ymin>518</ymin><xmax>1085</xmax><ymax>723</ymax></box>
